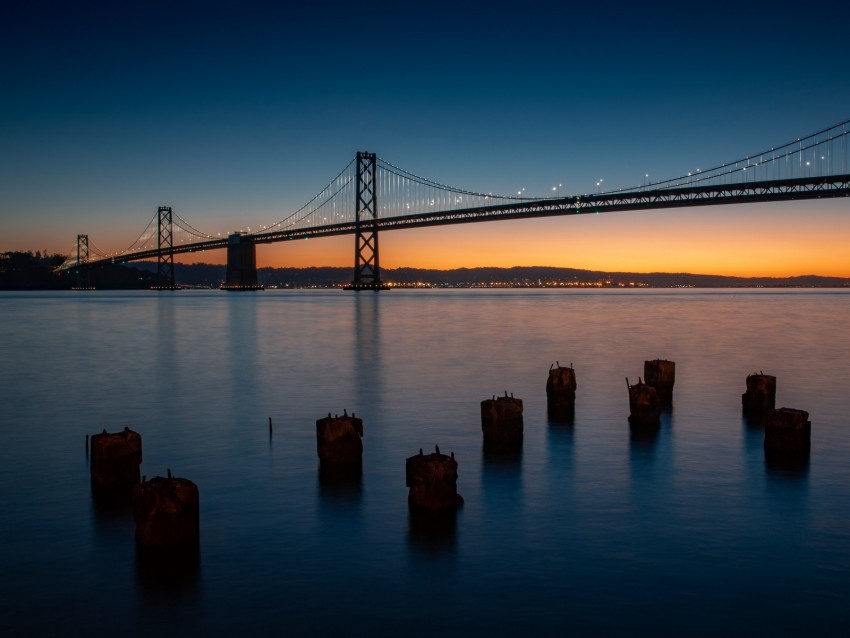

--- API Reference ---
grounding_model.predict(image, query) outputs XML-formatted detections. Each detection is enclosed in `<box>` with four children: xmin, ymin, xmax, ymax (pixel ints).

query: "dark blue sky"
<box><xmin>3</xmin><ymin>0</ymin><xmax>849</xmax><ymax>273</ymax></box>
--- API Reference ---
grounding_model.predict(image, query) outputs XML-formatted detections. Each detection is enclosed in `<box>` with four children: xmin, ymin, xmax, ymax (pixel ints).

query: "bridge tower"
<box><xmin>346</xmin><ymin>151</ymin><xmax>389</xmax><ymax>291</ymax></box>
<box><xmin>155</xmin><ymin>206</ymin><xmax>177</xmax><ymax>289</ymax></box>
<box><xmin>74</xmin><ymin>234</ymin><xmax>91</xmax><ymax>289</ymax></box>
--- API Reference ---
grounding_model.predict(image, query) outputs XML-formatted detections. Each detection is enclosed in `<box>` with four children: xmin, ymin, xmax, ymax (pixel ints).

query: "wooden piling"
<box><xmin>627</xmin><ymin>377</ymin><xmax>661</xmax><ymax>428</ymax></box>
<box><xmin>133</xmin><ymin>473</ymin><xmax>200</xmax><ymax>549</ymax></box>
<box><xmin>546</xmin><ymin>362</ymin><xmax>577</xmax><ymax>421</ymax></box>
<box><xmin>764</xmin><ymin>407</ymin><xmax>811</xmax><ymax>454</ymax></box>
<box><xmin>406</xmin><ymin>446</ymin><xmax>463</xmax><ymax>512</ymax></box>
<box><xmin>316</xmin><ymin>410</ymin><xmax>363</xmax><ymax>467</ymax></box>
<box><xmin>644</xmin><ymin>359</ymin><xmax>675</xmax><ymax>405</ymax></box>
<box><xmin>742</xmin><ymin>373</ymin><xmax>776</xmax><ymax>416</ymax></box>
<box><xmin>90</xmin><ymin>427</ymin><xmax>142</xmax><ymax>503</ymax></box>
<box><xmin>481</xmin><ymin>392</ymin><xmax>524</xmax><ymax>447</ymax></box>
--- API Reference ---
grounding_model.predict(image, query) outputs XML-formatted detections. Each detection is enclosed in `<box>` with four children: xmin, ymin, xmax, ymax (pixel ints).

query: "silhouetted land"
<box><xmin>0</xmin><ymin>251</ymin><xmax>157</xmax><ymax>289</ymax></box>
<box><xmin>141</xmin><ymin>262</ymin><xmax>850</xmax><ymax>289</ymax></box>
<box><xmin>2</xmin><ymin>253</ymin><xmax>848</xmax><ymax>290</ymax></box>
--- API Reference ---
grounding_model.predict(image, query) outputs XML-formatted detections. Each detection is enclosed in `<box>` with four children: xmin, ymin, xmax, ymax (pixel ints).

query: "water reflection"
<box><xmin>547</xmin><ymin>421</ymin><xmax>575</xmax><ymax>452</ymax></box>
<box><xmin>227</xmin><ymin>296</ymin><xmax>258</xmax><ymax>401</ymax></box>
<box><xmin>353</xmin><ymin>294</ymin><xmax>381</xmax><ymax>401</ymax></box>
<box><xmin>482</xmin><ymin>442</ymin><xmax>523</xmax><ymax>470</ymax></box>
<box><xmin>764</xmin><ymin>449</ymin><xmax>810</xmax><ymax>482</ymax></box>
<box><xmin>135</xmin><ymin>542</ymin><xmax>201</xmax><ymax>587</ymax></box>
<box><xmin>407</xmin><ymin>508</ymin><xmax>458</xmax><ymax>556</ymax></box>
<box><xmin>317</xmin><ymin>462</ymin><xmax>363</xmax><ymax>505</ymax></box>
<box><xmin>90</xmin><ymin>495</ymin><xmax>134</xmax><ymax>545</ymax></box>
<box><xmin>742</xmin><ymin>416</ymin><xmax>765</xmax><ymax>455</ymax></box>
<box><xmin>629</xmin><ymin>412</ymin><xmax>675</xmax><ymax>492</ymax></box>
<box><xmin>546</xmin><ymin>422</ymin><xmax>575</xmax><ymax>504</ymax></box>
<box><xmin>134</xmin><ymin>542</ymin><xmax>202</xmax><ymax>629</ymax></box>
<box><xmin>629</xmin><ymin>421</ymin><xmax>660</xmax><ymax>448</ymax></box>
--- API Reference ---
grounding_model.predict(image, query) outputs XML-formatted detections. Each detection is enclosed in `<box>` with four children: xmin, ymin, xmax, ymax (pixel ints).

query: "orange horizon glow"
<box><xmin>14</xmin><ymin>201</ymin><xmax>850</xmax><ymax>279</ymax></box>
<box><xmin>175</xmin><ymin>203</ymin><xmax>850</xmax><ymax>278</ymax></box>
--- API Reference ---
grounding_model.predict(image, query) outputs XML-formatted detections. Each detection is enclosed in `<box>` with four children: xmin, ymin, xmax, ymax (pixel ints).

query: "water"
<box><xmin>1</xmin><ymin>288</ymin><xmax>849</xmax><ymax>637</ymax></box>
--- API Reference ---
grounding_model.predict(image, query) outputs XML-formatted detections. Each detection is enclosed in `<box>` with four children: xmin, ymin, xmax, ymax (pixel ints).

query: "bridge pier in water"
<box><xmin>222</xmin><ymin>232</ymin><xmax>263</xmax><ymax>291</ymax></box>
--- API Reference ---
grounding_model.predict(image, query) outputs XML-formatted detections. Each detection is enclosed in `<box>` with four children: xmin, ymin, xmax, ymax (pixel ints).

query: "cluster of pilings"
<box><xmin>542</xmin><ymin>361</ymin><xmax>810</xmax><ymax>462</ymax></box>
<box><xmin>86</xmin><ymin>365</ymin><xmax>812</xmax><ymax>548</ymax></box>
<box><xmin>624</xmin><ymin>359</ymin><xmax>676</xmax><ymax>429</ymax></box>
<box><xmin>88</xmin><ymin>428</ymin><xmax>200</xmax><ymax>552</ymax></box>
<box><xmin>315</xmin><ymin>411</ymin><xmax>464</xmax><ymax>518</ymax></box>
<box><xmin>741</xmin><ymin>372</ymin><xmax>810</xmax><ymax>465</ymax></box>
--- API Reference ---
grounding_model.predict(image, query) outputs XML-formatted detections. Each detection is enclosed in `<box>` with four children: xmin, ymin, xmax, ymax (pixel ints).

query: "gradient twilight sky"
<box><xmin>2</xmin><ymin>0</ymin><xmax>849</xmax><ymax>276</ymax></box>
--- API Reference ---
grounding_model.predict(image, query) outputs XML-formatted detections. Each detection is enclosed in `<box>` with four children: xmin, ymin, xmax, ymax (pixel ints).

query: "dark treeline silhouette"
<box><xmin>0</xmin><ymin>251</ymin><xmax>159</xmax><ymax>290</ymax></box>
<box><xmin>1</xmin><ymin>251</ymin><xmax>66</xmax><ymax>289</ymax></box>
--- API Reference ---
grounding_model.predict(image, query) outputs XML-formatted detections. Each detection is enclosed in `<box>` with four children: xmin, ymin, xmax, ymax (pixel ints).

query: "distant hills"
<box><xmin>2</xmin><ymin>252</ymin><xmax>848</xmax><ymax>290</ymax></box>
<box><xmin>141</xmin><ymin>262</ymin><xmax>849</xmax><ymax>289</ymax></box>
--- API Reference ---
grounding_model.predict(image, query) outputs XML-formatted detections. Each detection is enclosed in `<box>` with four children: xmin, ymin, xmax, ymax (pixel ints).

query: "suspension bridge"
<box><xmin>59</xmin><ymin>119</ymin><xmax>850</xmax><ymax>290</ymax></box>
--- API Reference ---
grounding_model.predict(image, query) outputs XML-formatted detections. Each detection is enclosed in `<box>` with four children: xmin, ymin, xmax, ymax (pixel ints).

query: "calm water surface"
<box><xmin>1</xmin><ymin>289</ymin><xmax>849</xmax><ymax>637</ymax></box>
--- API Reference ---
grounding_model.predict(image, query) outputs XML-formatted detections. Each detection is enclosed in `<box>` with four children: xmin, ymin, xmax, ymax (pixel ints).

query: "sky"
<box><xmin>2</xmin><ymin>0</ymin><xmax>850</xmax><ymax>277</ymax></box>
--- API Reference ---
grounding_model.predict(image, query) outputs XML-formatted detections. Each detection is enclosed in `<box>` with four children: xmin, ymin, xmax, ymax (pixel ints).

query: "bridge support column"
<box><xmin>153</xmin><ymin>206</ymin><xmax>179</xmax><ymax>290</ymax></box>
<box><xmin>345</xmin><ymin>151</ymin><xmax>389</xmax><ymax>291</ymax></box>
<box><xmin>221</xmin><ymin>232</ymin><xmax>263</xmax><ymax>291</ymax></box>
<box><xmin>73</xmin><ymin>234</ymin><xmax>92</xmax><ymax>289</ymax></box>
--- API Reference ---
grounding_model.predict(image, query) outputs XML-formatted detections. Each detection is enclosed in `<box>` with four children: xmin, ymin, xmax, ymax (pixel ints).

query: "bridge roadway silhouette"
<box><xmin>62</xmin><ymin>119</ymin><xmax>850</xmax><ymax>290</ymax></box>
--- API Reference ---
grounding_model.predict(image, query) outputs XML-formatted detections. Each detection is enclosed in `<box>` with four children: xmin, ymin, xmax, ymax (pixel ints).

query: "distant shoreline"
<box><xmin>2</xmin><ymin>252</ymin><xmax>849</xmax><ymax>290</ymax></box>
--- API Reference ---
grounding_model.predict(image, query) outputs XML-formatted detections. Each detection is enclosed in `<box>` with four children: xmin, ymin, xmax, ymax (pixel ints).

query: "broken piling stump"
<box><xmin>627</xmin><ymin>377</ymin><xmax>661</xmax><ymax>428</ymax></box>
<box><xmin>406</xmin><ymin>446</ymin><xmax>463</xmax><ymax>512</ymax></box>
<box><xmin>316</xmin><ymin>410</ymin><xmax>363</xmax><ymax>467</ymax></box>
<box><xmin>90</xmin><ymin>427</ymin><xmax>142</xmax><ymax>503</ymax></box>
<box><xmin>546</xmin><ymin>362</ymin><xmax>577</xmax><ymax>421</ymax></box>
<box><xmin>764</xmin><ymin>408</ymin><xmax>811</xmax><ymax>455</ymax></box>
<box><xmin>133</xmin><ymin>472</ymin><xmax>200</xmax><ymax>549</ymax></box>
<box><xmin>742</xmin><ymin>372</ymin><xmax>776</xmax><ymax>417</ymax></box>
<box><xmin>644</xmin><ymin>359</ymin><xmax>675</xmax><ymax>405</ymax></box>
<box><xmin>481</xmin><ymin>392</ymin><xmax>523</xmax><ymax>447</ymax></box>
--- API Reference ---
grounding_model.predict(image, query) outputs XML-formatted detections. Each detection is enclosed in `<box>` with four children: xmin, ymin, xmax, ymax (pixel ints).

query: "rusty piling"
<box><xmin>90</xmin><ymin>427</ymin><xmax>142</xmax><ymax>503</ymax></box>
<box><xmin>742</xmin><ymin>372</ymin><xmax>776</xmax><ymax>417</ymax></box>
<box><xmin>316</xmin><ymin>410</ymin><xmax>363</xmax><ymax>468</ymax></box>
<box><xmin>627</xmin><ymin>377</ymin><xmax>661</xmax><ymax>428</ymax></box>
<box><xmin>546</xmin><ymin>362</ymin><xmax>577</xmax><ymax>422</ymax></box>
<box><xmin>644</xmin><ymin>359</ymin><xmax>675</xmax><ymax>406</ymax></box>
<box><xmin>133</xmin><ymin>473</ymin><xmax>200</xmax><ymax>549</ymax></box>
<box><xmin>406</xmin><ymin>446</ymin><xmax>463</xmax><ymax>512</ymax></box>
<box><xmin>481</xmin><ymin>392</ymin><xmax>523</xmax><ymax>448</ymax></box>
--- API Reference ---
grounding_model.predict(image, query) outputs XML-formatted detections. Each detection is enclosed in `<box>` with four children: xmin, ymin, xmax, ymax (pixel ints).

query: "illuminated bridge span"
<box><xmin>60</xmin><ymin>119</ymin><xmax>850</xmax><ymax>289</ymax></box>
